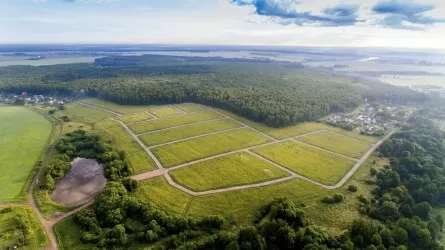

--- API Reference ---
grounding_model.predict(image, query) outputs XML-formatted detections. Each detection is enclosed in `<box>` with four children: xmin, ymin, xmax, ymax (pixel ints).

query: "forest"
<box><xmin>0</xmin><ymin>55</ymin><xmax>428</xmax><ymax>127</ymax></box>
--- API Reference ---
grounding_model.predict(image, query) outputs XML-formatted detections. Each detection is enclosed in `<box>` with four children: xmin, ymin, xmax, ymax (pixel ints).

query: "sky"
<box><xmin>1</xmin><ymin>0</ymin><xmax>445</xmax><ymax>49</ymax></box>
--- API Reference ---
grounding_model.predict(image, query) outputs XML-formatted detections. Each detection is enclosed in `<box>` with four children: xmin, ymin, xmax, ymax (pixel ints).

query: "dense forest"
<box><xmin>69</xmin><ymin>116</ymin><xmax>445</xmax><ymax>249</ymax></box>
<box><xmin>0</xmin><ymin>55</ymin><xmax>427</xmax><ymax>127</ymax></box>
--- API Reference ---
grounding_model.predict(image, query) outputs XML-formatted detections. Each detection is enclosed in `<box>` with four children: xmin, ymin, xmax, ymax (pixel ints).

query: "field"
<box><xmin>297</xmin><ymin>131</ymin><xmax>371</xmax><ymax>158</ymax></box>
<box><xmin>378</xmin><ymin>75</ymin><xmax>445</xmax><ymax>88</ymax></box>
<box><xmin>149</xmin><ymin>106</ymin><xmax>183</xmax><ymax>117</ymax></box>
<box><xmin>80</xmin><ymin>98</ymin><xmax>158</xmax><ymax>114</ymax></box>
<box><xmin>133</xmin><ymin>177</ymin><xmax>192</xmax><ymax>215</ymax></box>
<box><xmin>174</xmin><ymin>103</ymin><xmax>208</xmax><ymax>113</ymax></box>
<box><xmin>0</xmin><ymin>56</ymin><xmax>98</xmax><ymax>67</ymax></box>
<box><xmin>170</xmin><ymin>152</ymin><xmax>289</xmax><ymax>191</ymax></box>
<box><xmin>63</xmin><ymin>103</ymin><xmax>114</xmax><ymax>124</ymax></box>
<box><xmin>117</xmin><ymin>112</ymin><xmax>153</xmax><ymax>124</ymax></box>
<box><xmin>152</xmin><ymin>128</ymin><xmax>271</xmax><ymax>167</ymax></box>
<box><xmin>0</xmin><ymin>206</ymin><xmax>49</xmax><ymax>249</ymax></box>
<box><xmin>252</xmin><ymin>141</ymin><xmax>356</xmax><ymax>184</ymax></box>
<box><xmin>130</xmin><ymin>111</ymin><xmax>224</xmax><ymax>134</ymax></box>
<box><xmin>54</xmin><ymin>217</ymin><xmax>93</xmax><ymax>250</ymax></box>
<box><xmin>0</xmin><ymin>107</ymin><xmax>52</xmax><ymax>202</ymax></box>
<box><xmin>96</xmin><ymin>120</ymin><xmax>157</xmax><ymax>173</ymax></box>
<box><xmin>139</xmin><ymin>119</ymin><xmax>242</xmax><ymax>146</ymax></box>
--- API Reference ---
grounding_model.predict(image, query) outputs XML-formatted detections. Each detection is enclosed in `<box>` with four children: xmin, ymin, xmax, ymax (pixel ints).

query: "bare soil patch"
<box><xmin>51</xmin><ymin>158</ymin><xmax>106</xmax><ymax>207</ymax></box>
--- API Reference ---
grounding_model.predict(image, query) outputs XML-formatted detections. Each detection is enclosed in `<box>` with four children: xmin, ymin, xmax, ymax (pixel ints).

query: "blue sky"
<box><xmin>1</xmin><ymin>0</ymin><xmax>445</xmax><ymax>48</ymax></box>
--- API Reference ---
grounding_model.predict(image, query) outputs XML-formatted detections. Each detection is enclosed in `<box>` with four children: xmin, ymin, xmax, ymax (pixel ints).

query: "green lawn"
<box><xmin>117</xmin><ymin>112</ymin><xmax>153</xmax><ymax>124</ymax></box>
<box><xmin>153</xmin><ymin>128</ymin><xmax>271</xmax><ymax>167</ymax></box>
<box><xmin>297</xmin><ymin>131</ymin><xmax>371</xmax><ymax>158</ymax></box>
<box><xmin>97</xmin><ymin>120</ymin><xmax>157</xmax><ymax>173</ymax></box>
<box><xmin>174</xmin><ymin>103</ymin><xmax>208</xmax><ymax>113</ymax></box>
<box><xmin>133</xmin><ymin>177</ymin><xmax>192</xmax><ymax>215</ymax></box>
<box><xmin>139</xmin><ymin>119</ymin><xmax>242</xmax><ymax>146</ymax></box>
<box><xmin>0</xmin><ymin>107</ymin><xmax>52</xmax><ymax>202</ymax></box>
<box><xmin>252</xmin><ymin>141</ymin><xmax>356</xmax><ymax>185</ymax></box>
<box><xmin>130</xmin><ymin>111</ymin><xmax>224</xmax><ymax>134</ymax></box>
<box><xmin>80</xmin><ymin>98</ymin><xmax>158</xmax><ymax>114</ymax></box>
<box><xmin>149</xmin><ymin>106</ymin><xmax>183</xmax><ymax>117</ymax></box>
<box><xmin>63</xmin><ymin>103</ymin><xmax>115</xmax><ymax>124</ymax></box>
<box><xmin>54</xmin><ymin>217</ymin><xmax>94</xmax><ymax>250</ymax></box>
<box><xmin>0</xmin><ymin>206</ymin><xmax>49</xmax><ymax>249</ymax></box>
<box><xmin>170</xmin><ymin>152</ymin><xmax>289</xmax><ymax>191</ymax></box>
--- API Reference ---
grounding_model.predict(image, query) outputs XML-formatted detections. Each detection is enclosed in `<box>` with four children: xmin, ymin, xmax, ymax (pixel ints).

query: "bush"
<box><xmin>321</xmin><ymin>193</ymin><xmax>345</xmax><ymax>204</ymax></box>
<box><xmin>370</xmin><ymin>168</ymin><xmax>378</xmax><ymax>176</ymax></box>
<box><xmin>348</xmin><ymin>185</ymin><xmax>358</xmax><ymax>192</ymax></box>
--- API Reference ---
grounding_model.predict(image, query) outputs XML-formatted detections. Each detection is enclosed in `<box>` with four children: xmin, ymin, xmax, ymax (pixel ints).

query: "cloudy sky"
<box><xmin>1</xmin><ymin>0</ymin><xmax>445</xmax><ymax>48</ymax></box>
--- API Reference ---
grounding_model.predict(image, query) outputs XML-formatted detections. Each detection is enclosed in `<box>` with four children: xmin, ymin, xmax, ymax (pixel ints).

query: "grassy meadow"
<box><xmin>54</xmin><ymin>217</ymin><xmax>94</xmax><ymax>250</ymax></box>
<box><xmin>149</xmin><ymin>106</ymin><xmax>183</xmax><ymax>117</ymax></box>
<box><xmin>253</xmin><ymin>141</ymin><xmax>356</xmax><ymax>184</ymax></box>
<box><xmin>0</xmin><ymin>206</ymin><xmax>49</xmax><ymax>249</ymax></box>
<box><xmin>63</xmin><ymin>103</ymin><xmax>114</xmax><ymax>124</ymax></box>
<box><xmin>80</xmin><ymin>98</ymin><xmax>158</xmax><ymax>114</ymax></box>
<box><xmin>174</xmin><ymin>103</ymin><xmax>208</xmax><ymax>113</ymax></box>
<box><xmin>139</xmin><ymin>119</ymin><xmax>242</xmax><ymax>146</ymax></box>
<box><xmin>152</xmin><ymin>128</ymin><xmax>271</xmax><ymax>167</ymax></box>
<box><xmin>170</xmin><ymin>152</ymin><xmax>289</xmax><ymax>191</ymax></box>
<box><xmin>0</xmin><ymin>107</ymin><xmax>52</xmax><ymax>202</ymax></box>
<box><xmin>130</xmin><ymin>111</ymin><xmax>224</xmax><ymax>134</ymax></box>
<box><xmin>298</xmin><ymin>131</ymin><xmax>371</xmax><ymax>158</ymax></box>
<box><xmin>117</xmin><ymin>112</ymin><xmax>153</xmax><ymax>124</ymax></box>
<box><xmin>97</xmin><ymin>120</ymin><xmax>157</xmax><ymax>173</ymax></box>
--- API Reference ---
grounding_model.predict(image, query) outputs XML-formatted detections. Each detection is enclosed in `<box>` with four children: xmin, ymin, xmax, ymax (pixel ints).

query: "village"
<box><xmin>0</xmin><ymin>92</ymin><xmax>71</xmax><ymax>106</ymax></box>
<box><xmin>322</xmin><ymin>102</ymin><xmax>416</xmax><ymax>137</ymax></box>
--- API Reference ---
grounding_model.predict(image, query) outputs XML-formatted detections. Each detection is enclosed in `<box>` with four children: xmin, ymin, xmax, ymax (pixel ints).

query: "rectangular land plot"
<box><xmin>64</xmin><ymin>103</ymin><xmax>115</xmax><ymax>124</ymax></box>
<box><xmin>153</xmin><ymin>128</ymin><xmax>271</xmax><ymax>167</ymax></box>
<box><xmin>297</xmin><ymin>131</ymin><xmax>371</xmax><ymax>158</ymax></box>
<box><xmin>96</xmin><ymin>120</ymin><xmax>157</xmax><ymax>173</ymax></box>
<box><xmin>130</xmin><ymin>111</ymin><xmax>223</xmax><ymax>134</ymax></box>
<box><xmin>80</xmin><ymin>98</ymin><xmax>158</xmax><ymax>114</ymax></box>
<box><xmin>139</xmin><ymin>119</ymin><xmax>242</xmax><ymax>146</ymax></box>
<box><xmin>133</xmin><ymin>177</ymin><xmax>192</xmax><ymax>214</ymax></box>
<box><xmin>149</xmin><ymin>106</ymin><xmax>183</xmax><ymax>117</ymax></box>
<box><xmin>170</xmin><ymin>152</ymin><xmax>289</xmax><ymax>191</ymax></box>
<box><xmin>117</xmin><ymin>112</ymin><xmax>153</xmax><ymax>124</ymax></box>
<box><xmin>252</xmin><ymin>141</ymin><xmax>355</xmax><ymax>185</ymax></box>
<box><xmin>174</xmin><ymin>103</ymin><xmax>208</xmax><ymax>113</ymax></box>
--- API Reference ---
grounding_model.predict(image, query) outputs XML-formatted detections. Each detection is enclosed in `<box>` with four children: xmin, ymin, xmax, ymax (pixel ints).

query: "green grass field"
<box><xmin>80</xmin><ymin>98</ymin><xmax>158</xmax><ymax>114</ymax></box>
<box><xmin>298</xmin><ymin>131</ymin><xmax>371</xmax><ymax>158</ymax></box>
<box><xmin>149</xmin><ymin>106</ymin><xmax>183</xmax><ymax>117</ymax></box>
<box><xmin>130</xmin><ymin>111</ymin><xmax>224</xmax><ymax>134</ymax></box>
<box><xmin>252</xmin><ymin>141</ymin><xmax>356</xmax><ymax>184</ymax></box>
<box><xmin>153</xmin><ymin>128</ymin><xmax>271</xmax><ymax>167</ymax></box>
<box><xmin>139</xmin><ymin>119</ymin><xmax>242</xmax><ymax>146</ymax></box>
<box><xmin>0</xmin><ymin>206</ymin><xmax>49</xmax><ymax>249</ymax></box>
<box><xmin>63</xmin><ymin>103</ymin><xmax>114</xmax><ymax>124</ymax></box>
<box><xmin>97</xmin><ymin>120</ymin><xmax>157</xmax><ymax>173</ymax></box>
<box><xmin>170</xmin><ymin>152</ymin><xmax>289</xmax><ymax>191</ymax></box>
<box><xmin>133</xmin><ymin>177</ymin><xmax>192</xmax><ymax>215</ymax></box>
<box><xmin>174</xmin><ymin>103</ymin><xmax>208</xmax><ymax>113</ymax></box>
<box><xmin>54</xmin><ymin>216</ymin><xmax>93</xmax><ymax>250</ymax></box>
<box><xmin>117</xmin><ymin>112</ymin><xmax>153</xmax><ymax>124</ymax></box>
<box><xmin>0</xmin><ymin>107</ymin><xmax>52</xmax><ymax>202</ymax></box>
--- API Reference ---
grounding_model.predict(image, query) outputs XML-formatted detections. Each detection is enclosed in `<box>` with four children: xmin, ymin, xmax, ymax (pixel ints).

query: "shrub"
<box><xmin>321</xmin><ymin>193</ymin><xmax>345</xmax><ymax>204</ymax></box>
<box><xmin>370</xmin><ymin>168</ymin><xmax>378</xmax><ymax>176</ymax></box>
<box><xmin>348</xmin><ymin>185</ymin><xmax>358</xmax><ymax>192</ymax></box>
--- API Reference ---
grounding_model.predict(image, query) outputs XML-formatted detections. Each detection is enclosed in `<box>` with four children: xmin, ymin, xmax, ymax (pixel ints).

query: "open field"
<box><xmin>0</xmin><ymin>206</ymin><xmax>49</xmax><ymax>250</ymax></box>
<box><xmin>0</xmin><ymin>56</ymin><xmax>98</xmax><ymax>67</ymax></box>
<box><xmin>130</xmin><ymin>111</ymin><xmax>224</xmax><ymax>134</ymax></box>
<box><xmin>252</xmin><ymin>141</ymin><xmax>356</xmax><ymax>184</ymax></box>
<box><xmin>133</xmin><ymin>177</ymin><xmax>192</xmax><ymax>215</ymax></box>
<box><xmin>170</xmin><ymin>152</ymin><xmax>289</xmax><ymax>191</ymax></box>
<box><xmin>0</xmin><ymin>107</ymin><xmax>52</xmax><ymax>202</ymax></box>
<box><xmin>54</xmin><ymin>217</ymin><xmax>93</xmax><ymax>250</ymax></box>
<box><xmin>63</xmin><ymin>103</ymin><xmax>114</xmax><ymax>124</ymax></box>
<box><xmin>174</xmin><ymin>103</ymin><xmax>208</xmax><ymax>113</ymax></box>
<box><xmin>152</xmin><ymin>128</ymin><xmax>271</xmax><ymax>167</ymax></box>
<box><xmin>139</xmin><ymin>119</ymin><xmax>242</xmax><ymax>146</ymax></box>
<box><xmin>80</xmin><ymin>98</ymin><xmax>158</xmax><ymax>114</ymax></box>
<box><xmin>97</xmin><ymin>120</ymin><xmax>157</xmax><ymax>173</ymax></box>
<box><xmin>149</xmin><ymin>106</ymin><xmax>182</xmax><ymax>117</ymax></box>
<box><xmin>117</xmin><ymin>112</ymin><xmax>153</xmax><ymax>124</ymax></box>
<box><xmin>297</xmin><ymin>131</ymin><xmax>371</xmax><ymax>158</ymax></box>
<box><xmin>215</xmin><ymin>108</ymin><xmax>375</xmax><ymax>142</ymax></box>
<box><xmin>379</xmin><ymin>75</ymin><xmax>445</xmax><ymax>88</ymax></box>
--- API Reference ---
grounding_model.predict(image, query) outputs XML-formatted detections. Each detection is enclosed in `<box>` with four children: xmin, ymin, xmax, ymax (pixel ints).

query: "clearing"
<box><xmin>0</xmin><ymin>106</ymin><xmax>52</xmax><ymax>202</ymax></box>
<box><xmin>170</xmin><ymin>152</ymin><xmax>289</xmax><ymax>191</ymax></box>
<box><xmin>149</xmin><ymin>106</ymin><xmax>183</xmax><ymax>117</ymax></box>
<box><xmin>54</xmin><ymin>217</ymin><xmax>93</xmax><ymax>250</ymax></box>
<box><xmin>297</xmin><ymin>131</ymin><xmax>371</xmax><ymax>158</ymax></box>
<box><xmin>252</xmin><ymin>141</ymin><xmax>356</xmax><ymax>184</ymax></box>
<box><xmin>139</xmin><ymin>118</ymin><xmax>242</xmax><ymax>146</ymax></box>
<box><xmin>63</xmin><ymin>103</ymin><xmax>114</xmax><ymax>124</ymax></box>
<box><xmin>80</xmin><ymin>98</ymin><xmax>158</xmax><ymax>114</ymax></box>
<box><xmin>117</xmin><ymin>112</ymin><xmax>153</xmax><ymax>124</ymax></box>
<box><xmin>174</xmin><ymin>103</ymin><xmax>208</xmax><ymax>113</ymax></box>
<box><xmin>152</xmin><ymin>128</ymin><xmax>271</xmax><ymax>167</ymax></box>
